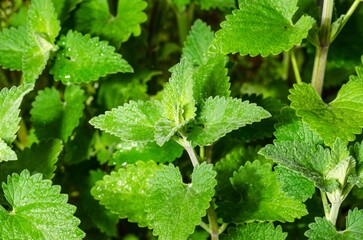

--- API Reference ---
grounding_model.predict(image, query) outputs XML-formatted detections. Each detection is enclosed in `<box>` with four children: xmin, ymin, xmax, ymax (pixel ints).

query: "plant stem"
<box><xmin>290</xmin><ymin>49</ymin><xmax>302</xmax><ymax>84</ymax></box>
<box><xmin>207</xmin><ymin>203</ymin><xmax>219</xmax><ymax>240</ymax></box>
<box><xmin>330</xmin><ymin>0</ymin><xmax>363</xmax><ymax>42</ymax></box>
<box><xmin>320</xmin><ymin>190</ymin><xmax>330</xmax><ymax>219</ymax></box>
<box><xmin>182</xmin><ymin>137</ymin><xmax>199</xmax><ymax>167</ymax></box>
<box><xmin>329</xmin><ymin>200</ymin><xmax>342</xmax><ymax>225</ymax></box>
<box><xmin>311</xmin><ymin>0</ymin><xmax>334</xmax><ymax>95</ymax></box>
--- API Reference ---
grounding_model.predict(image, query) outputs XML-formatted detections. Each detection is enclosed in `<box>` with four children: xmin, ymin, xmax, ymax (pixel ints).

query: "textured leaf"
<box><xmin>0</xmin><ymin>139</ymin><xmax>17</xmax><ymax>162</ymax></box>
<box><xmin>188</xmin><ymin>96</ymin><xmax>271</xmax><ymax>146</ymax></box>
<box><xmin>218</xmin><ymin>160</ymin><xmax>307</xmax><ymax>223</ymax></box>
<box><xmin>90</xmin><ymin>100</ymin><xmax>163</xmax><ymax>143</ymax></box>
<box><xmin>0</xmin><ymin>140</ymin><xmax>63</xmax><ymax>184</ymax></box>
<box><xmin>0</xmin><ymin>170</ymin><xmax>84</xmax><ymax>239</ymax></box>
<box><xmin>0</xmin><ymin>84</ymin><xmax>33</xmax><ymax>144</ymax></box>
<box><xmin>74</xmin><ymin>0</ymin><xmax>147</xmax><ymax>43</ymax></box>
<box><xmin>0</xmin><ymin>26</ymin><xmax>30</xmax><ymax>70</ymax></box>
<box><xmin>193</xmin><ymin>54</ymin><xmax>230</xmax><ymax>104</ymax></box>
<box><xmin>350</xmin><ymin>141</ymin><xmax>363</xmax><ymax>188</ymax></box>
<box><xmin>212</xmin><ymin>0</ymin><xmax>315</xmax><ymax>56</ymax></box>
<box><xmin>51</xmin><ymin>30</ymin><xmax>133</xmax><ymax>83</ymax></box>
<box><xmin>221</xmin><ymin>222</ymin><xmax>287</xmax><ymax>240</ymax></box>
<box><xmin>289</xmin><ymin>81</ymin><xmax>363</xmax><ymax>146</ymax></box>
<box><xmin>275</xmin><ymin>165</ymin><xmax>315</xmax><ymax>202</ymax></box>
<box><xmin>182</xmin><ymin>19</ymin><xmax>215</xmax><ymax>65</ymax></box>
<box><xmin>305</xmin><ymin>208</ymin><xmax>363</xmax><ymax>239</ymax></box>
<box><xmin>146</xmin><ymin>163</ymin><xmax>217</xmax><ymax>240</ymax></box>
<box><xmin>31</xmin><ymin>85</ymin><xmax>86</xmax><ymax>142</ymax></box>
<box><xmin>260</xmin><ymin>141</ymin><xmax>337</xmax><ymax>192</ymax></box>
<box><xmin>91</xmin><ymin>161</ymin><xmax>161</xmax><ymax>227</ymax></box>
<box><xmin>27</xmin><ymin>0</ymin><xmax>60</xmax><ymax>43</ymax></box>
<box><xmin>111</xmin><ymin>140</ymin><xmax>184</xmax><ymax>166</ymax></box>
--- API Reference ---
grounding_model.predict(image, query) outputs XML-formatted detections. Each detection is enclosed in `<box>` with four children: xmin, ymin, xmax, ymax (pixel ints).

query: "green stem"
<box><xmin>207</xmin><ymin>203</ymin><xmax>219</xmax><ymax>240</ymax></box>
<box><xmin>181</xmin><ymin>137</ymin><xmax>199</xmax><ymax>167</ymax></box>
<box><xmin>320</xmin><ymin>190</ymin><xmax>330</xmax><ymax>219</ymax></box>
<box><xmin>174</xmin><ymin>4</ymin><xmax>194</xmax><ymax>45</ymax></box>
<box><xmin>290</xmin><ymin>49</ymin><xmax>302</xmax><ymax>84</ymax></box>
<box><xmin>329</xmin><ymin>200</ymin><xmax>342</xmax><ymax>225</ymax></box>
<box><xmin>330</xmin><ymin>0</ymin><xmax>362</xmax><ymax>42</ymax></box>
<box><xmin>311</xmin><ymin>0</ymin><xmax>334</xmax><ymax>95</ymax></box>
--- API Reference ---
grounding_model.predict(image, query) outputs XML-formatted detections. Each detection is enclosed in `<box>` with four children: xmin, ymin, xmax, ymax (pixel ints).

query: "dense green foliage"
<box><xmin>0</xmin><ymin>0</ymin><xmax>363</xmax><ymax>239</ymax></box>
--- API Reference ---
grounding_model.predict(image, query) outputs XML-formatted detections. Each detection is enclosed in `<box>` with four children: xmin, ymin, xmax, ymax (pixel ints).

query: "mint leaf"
<box><xmin>0</xmin><ymin>84</ymin><xmax>33</xmax><ymax>144</ymax></box>
<box><xmin>182</xmin><ymin>19</ymin><xmax>215</xmax><ymax>65</ymax></box>
<box><xmin>146</xmin><ymin>162</ymin><xmax>217</xmax><ymax>240</ymax></box>
<box><xmin>221</xmin><ymin>222</ymin><xmax>287</xmax><ymax>240</ymax></box>
<box><xmin>260</xmin><ymin>141</ymin><xmax>337</xmax><ymax>192</ymax></box>
<box><xmin>0</xmin><ymin>170</ymin><xmax>84</xmax><ymax>239</ymax></box>
<box><xmin>189</xmin><ymin>96</ymin><xmax>271</xmax><ymax>146</ymax></box>
<box><xmin>74</xmin><ymin>0</ymin><xmax>148</xmax><ymax>43</ymax></box>
<box><xmin>350</xmin><ymin>141</ymin><xmax>363</xmax><ymax>187</ymax></box>
<box><xmin>111</xmin><ymin>140</ymin><xmax>184</xmax><ymax>166</ymax></box>
<box><xmin>0</xmin><ymin>139</ymin><xmax>17</xmax><ymax>162</ymax></box>
<box><xmin>0</xmin><ymin>140</ymin><xmax>63</xmax><ymax>184</ymax></box>
<box><xmin>305</xmin><ymin>208</ymin><xmax>363</xmax><ymax>239</ymax></box>
<box><xmin>90</xmin><ymin>100</ymin><xmax>163</xmax><ymax>143</ymax></box>
<box><xmin>212</xmin><ymin>0</ymin><xmax>315</xmax><ymax>56</ymax></box>
<box><xmin>51</xmin><ymin>30</ymin><xmax>133</xmax><ymax>83</ymax></box>
<box><xmin>91</xmin><ymin>161</ymin><xmax>161</xmax><ymax>227</ymax></box>
<box><xmin>275</xmin><ymin>165</ymin><xmax>315</xmax><ymax>202</ymax></box>
<box><xmin>218</xmin><ymin>160</ymin><xmax>307</xmax><ymax>223</ymax></box>
<box><xmin>31</xmin><ymin>85</ymin><xmax>86</xmax><ymax>142</ymax></box>
<box><xmin>0</xmin><ymin>26</ymin><xmax>30</xmax><ymax>70</ymax></box>
<box><xmin>27</xmin><ymin>0</ymin><xmax>60</xmax><ymax>43</ymax></box>
<box><xmin>289</xmin><ymin>81</ymin><xmax>363</xmax><ymax>146</ymax></box>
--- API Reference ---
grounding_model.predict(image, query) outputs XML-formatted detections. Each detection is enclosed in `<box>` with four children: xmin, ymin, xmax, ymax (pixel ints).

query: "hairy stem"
<box><xmin>329</xmin><ymin>200</ymin><xmax>342</xmax><ymax>225</ymax></box>
<box><xmin>320</xmin><ymin>190</ymin><xmax>330</xmax><ymax>219</ymax></box>
<box><xmin>182</xmin><ymin>137</ymin><xmax>199</xmax><ymax>167</ymax></box>
<box><xmin>207</xmin><ymin>203</ymin><xmax>219</xmax><ymax>240</ymax></box>
<box><xmin>290</xmin><ymin>49</ymin><xmax>302</xmax><ymax>84</ymax></box>
<box><xmin>311</xmin><ymin>0</ymin><xmax>334</xmax><ymax>95</ymax></box>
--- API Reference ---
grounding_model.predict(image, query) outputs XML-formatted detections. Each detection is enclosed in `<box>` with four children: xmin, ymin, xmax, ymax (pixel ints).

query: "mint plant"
<box><xmin>0</xmin><ymin>0</ymin><xmax>363</xmax><ymax>239</ymax></box>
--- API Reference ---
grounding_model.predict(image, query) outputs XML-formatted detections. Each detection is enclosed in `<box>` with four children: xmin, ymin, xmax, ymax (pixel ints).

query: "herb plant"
<box><xmin>0</xmin><ymin>0</ymin><xmax>363</xmax><ymax>239</ymax></box>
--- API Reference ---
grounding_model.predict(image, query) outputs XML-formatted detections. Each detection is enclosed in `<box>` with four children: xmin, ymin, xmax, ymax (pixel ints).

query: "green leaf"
<box><xmin>221</xmin><ymin>222</ymin><xmax>287</xmax><ymax>240</ymax></box>
<box><xmin>182</xmin><ymin>19</ymin><xmax>215</xmax><ymax>65</ymax></box>
<box><xmin>259</xmin><ymin>141</ymin><xmax>337</xmax><ymax>192</ymax></box>
<box><xmin>0</xmin><ymin>84</ymin><xmax>33</xmax><ymax>144</ymax></box>
<box><xmin>0</xmin><ymin>140</ymin><xmax>63</xmax><ymax>185</ymax></box>
<box><xmin>31</xmin><ymin>85</ymin><xmax>86</xmax><ymax>142</ymax></box>
<box><xmin>289</xmin><ymin>81</ymin><xmax>363</xmax><ymax>146</ymax></box>
<box><xmin>0</xmin><ymin>139</ymin><xmax>17</xmax><ymax>162</ymax></box>
<box><xmin>192</xmin><ymin>54</ymin><xmax>230</xmax><ymax>104</ymax></box>
<box><xmin>212</xmin><ymin>0</ymin><xmax>315</xmax><ymax>56</ymax></box>
<box><xmin>91</xmin><ymin>161</ymin><xmax>161</xmax><ymax>227</ymax></box>
<box><xmin>188</xmin><ymin>96</ymin><xmax>271</xmax><ymax>146</ymax></box>
<box><xmin>51</xmin><ymin>0</ymin><xmax>83</xmax><ymax>22</ymax></box>
<box><xmin>27</xmin><ymin>0</ymin><xmax>60</xmax><ymax>43</ymax></box>
<box><xmin>90</xmin><ymin>100</ymin><xmax>163</xmax><ymax>143</ymax></box>
<box><xmin>162</xmin><ymin>58</ymin><xmax>196</xmax><ymax>126</ymax></box>
<box><xmin>111</xmin><ymin>140</ymin><xmax>184</xmax><ymax>166</ymax></box>
<box><xmin>305</xmin><ymin>208</ymin><xmax>363</xmax><ymax>239</ymax></box>
<box><xmin>74</xmin><ymin>0</ymin><xmax>148</xmax><ymax>43</ymax></box>
<box><xmin>0</xmin><ymin>170</ymin><xmax>84</xmax><ymax>239</ymax></box>
<box><xmin>51</xmin><ymin>30</ymin><xmax>133</xmax><ymax>83</ymax></box>
<box><xmin>0</xmin><ymin>26</ymin><xmax>30</xmax><ymax>70</ymax></box>
<box><xmin>146</xmin><ymin>162</ymin><xmax>217</xmax><ymax>240</ymax></box>
<box><xmin>275</xmin><ymin>165</ymin><xmax>315</xmax><ymax>202</ymax></box>
<box><xmin>350</xmin><ymin>141</ymin><xmax>363</xmax><ymax>188</ymax></box>
<box><xmin>218</xmin><ymin>160</ymin><xmax>307</xmax><ymax>223</ymax></box>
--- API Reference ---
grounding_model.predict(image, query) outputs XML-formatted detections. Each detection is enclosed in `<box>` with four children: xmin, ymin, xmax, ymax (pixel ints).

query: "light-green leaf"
<box><xmin>30</xmin><ymin>85</ymin><xmax>86</xmax><ymax>142</ymax></box>
<box><xmin>146</xmin><ymin>163</ymin><xmax>217</xmax><ymax>240</ymax></box>
<box><xmin>305</xmin><ymin>208</ymin><xmax>363</xmax><ymax>239</ymax></box>
<box><xmin>91</xmin><ymin>161</ymin><xmax>161</xmax><ymax>227</ymax></box>
<box><xmin>212</xmin><ymin>0</ymin><xmax>315</xmax><ymax>56</ymax></box>
<box><xmin>221</xmin><ymin>222</ymin><xmax>287</xmax><ymax>240</ymax></box>
<box><xmin>0</xmin><ymin>139</ymin><xmax>17</xmax><ymax>162</ymax></box>
<box><xmin>74</xmin><ymin>0</ymin><xmax>148</xmax><ymax>43</ymax></box>
<box><xmin>289</xmin><ymin>81</ymin><xmax>363</xmax><ymax>146</ymax></box>
<box><xmin>188</xmin><ymin>96</ymin><xmax>271</xmax><ymax>146</ymax></box>
<box><xmin>218</xmin><ymin>160</ymin><xmax>307</xmax><ymax>223</ymax></box>
<box><xmin>90</xmin><ymin>100</ymin><xmax>163</xmax><ymax>143</ymax></box>
<box><xmin>51</xmin><ymin>30</ymin><xmax>133</xmax><ymax>83</ymax></box>
<box><xmin>0</xmin><ymin>84</ymin><xmax>33</xmax><ymax>144</ymax></box>
<box><xmin>0</xmin><ymin>170</ymin><xmax>84</xmax><ymax>239</ymax></box>
<box><xmin>0</xmin><ymin>26</ymin><xmax>30</xmax><ymax>70</ymax></box>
